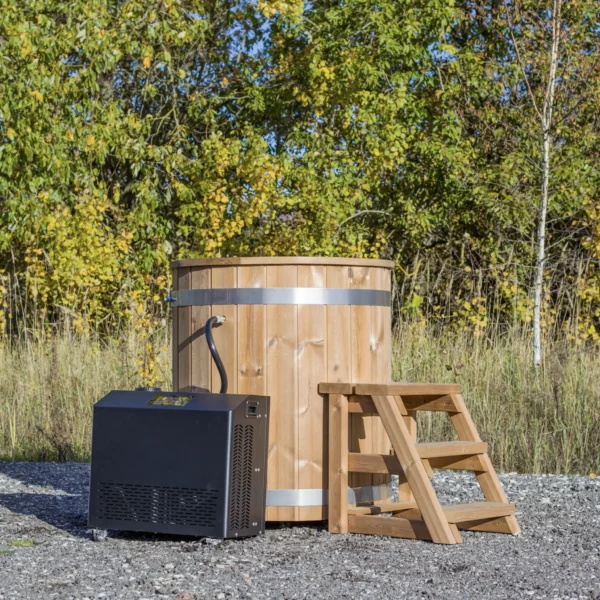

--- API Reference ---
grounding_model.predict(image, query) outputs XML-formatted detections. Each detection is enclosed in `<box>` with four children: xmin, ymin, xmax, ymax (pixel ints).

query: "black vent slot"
<box><xmin>96</xmin><ymin>483</ymin><xmax>218</xmax><ymax>527</ymax></box>
<box><xmin>230</xmin><ymin>424</ymin><xmax>253</xmax><ymax>531</ymax></box>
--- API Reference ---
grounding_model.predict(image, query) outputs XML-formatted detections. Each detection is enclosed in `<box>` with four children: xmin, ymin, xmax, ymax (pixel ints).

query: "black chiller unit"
<box><xmin>88</xmin><ymin>316</ymin><xmax>269</xmax><ymax>540</ymax></box>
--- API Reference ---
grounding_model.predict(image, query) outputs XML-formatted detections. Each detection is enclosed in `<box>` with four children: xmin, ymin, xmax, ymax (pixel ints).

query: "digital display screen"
<box><xmin>148</xmin><ymin>394</ymin><xmax>192</xmax><ymax>407</ymax></box>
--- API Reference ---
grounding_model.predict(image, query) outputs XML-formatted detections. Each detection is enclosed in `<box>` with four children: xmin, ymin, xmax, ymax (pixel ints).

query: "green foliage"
<box><xmin>1</xmin><ymin>0</ymin><xmax>600</xmax><ymax>345</ymax></box>
<box><xmin>427</xmin><ymin>0</ymin><xmax>600</xmax><ymax>340</ymax></box>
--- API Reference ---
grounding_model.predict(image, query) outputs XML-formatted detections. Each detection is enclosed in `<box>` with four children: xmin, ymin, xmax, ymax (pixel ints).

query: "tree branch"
<box><xmin>505</xmin><ymin>2</ymin><xmax>544</xmax><ymax>122</ymax></box>
<box><xmin>334</xmin><ymin>210</ymin><xmax>390</xmax><ymax>239</ymax></box>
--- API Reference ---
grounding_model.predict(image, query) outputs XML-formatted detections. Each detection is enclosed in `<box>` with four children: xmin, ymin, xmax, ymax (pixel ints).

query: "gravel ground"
<box><xmin>0</xmin><ymin>462</ymin><xmax>599</xmax><ymax>600</ymax></box>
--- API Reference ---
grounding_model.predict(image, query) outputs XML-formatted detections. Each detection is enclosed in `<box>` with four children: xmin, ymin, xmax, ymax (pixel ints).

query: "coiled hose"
<box><xmin>205</xmin><ymin>315</ymin><xmax>228</xmax><ymax>394</ymax></box>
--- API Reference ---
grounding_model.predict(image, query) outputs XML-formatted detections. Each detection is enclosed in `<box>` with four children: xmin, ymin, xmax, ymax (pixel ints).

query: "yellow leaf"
<box><xmin>30</xmin><ymin>90</ymin><xmax>44</xmax><ymax>103</ymax></box>
<box><xmin>143</xmin><ymin>55</ymin><xmax>151</xmax><ymax>69</ymax></box>
<box><xmin>85</xmin><ymin>134</ymin><xmax>95</xmax><ymax>147</ymax></box>
<box><xmin>6</xmin><ymin>128</ymin><xmax>16</xmax><ymax>140</ymax></box>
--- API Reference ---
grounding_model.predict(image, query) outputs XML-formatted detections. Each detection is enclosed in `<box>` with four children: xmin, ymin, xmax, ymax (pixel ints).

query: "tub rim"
<box><xmin>170</xmin><ymin>256</ymin><xmax>394</xmax><ymax>269</ymax></box>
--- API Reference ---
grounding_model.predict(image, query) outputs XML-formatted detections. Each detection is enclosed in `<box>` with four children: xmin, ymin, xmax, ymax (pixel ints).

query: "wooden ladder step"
<box><xmin>347</xmin><ymin>395</ymin><xmax>458</xmax><ymax>413</ymax></box>
<box><xmin>442</xmin><ymin>502</ymin><xmax>516</xmax><ymax>523</ymax></box>
<box><xmin>416</xmin><ymin>441</ymin><xmax>488</xmax><ymax>459</ymax></box>
<box><xmin>354</xmin><ymin>383</ymin><xmax>462</xmax><ymax>396</ymax></box>
<box><xmin>394</xmin><ymin>502</ymin><xmax>516</xmax><ymax>524</ymax></box>
<box><xmin>348</xmin><ymin>442</ymin><xmax>487</xmax><ymax>475</ymax></box>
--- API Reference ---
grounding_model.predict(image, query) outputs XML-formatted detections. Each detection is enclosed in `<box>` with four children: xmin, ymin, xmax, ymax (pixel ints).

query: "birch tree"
<box><xmin>500</xmin><ymin>0</ymin><xmax>598</xmax><ymax>366</ymax></box>
<box><xmin>507</xmin><ymin>0</ymin><xmax>564</xmax><ymax>367</ymax></box>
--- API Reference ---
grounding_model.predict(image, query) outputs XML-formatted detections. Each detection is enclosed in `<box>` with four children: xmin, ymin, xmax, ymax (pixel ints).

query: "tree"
<box><xmin>505</xmin><ymin>0</ymin><xmax>564</xmax><ymax>366</ymax></box>
<box><xmin>504</xmin><ymin>0</ymin><xmax>600</xmax><ymax>364</ymax></box>
<box><xmin>431</xmin><ymin>0</ymin><xmax>600</xmax><ymax>347</ymax></box>
<box><xmin>2</xmin><ymin>0</ymin><xmax>600</xmax><ymax>344</ymax></box>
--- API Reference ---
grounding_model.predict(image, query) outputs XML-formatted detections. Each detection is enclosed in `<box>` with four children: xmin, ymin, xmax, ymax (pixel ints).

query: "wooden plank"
<box><xmin>190</xmin><ymin>267</ymin><xmax>211</xmax><ymax>393</ymax></box>
<box><xmin>457</xmin><ymin>517</ymin><xmax>521</xmax><ymax>534</ymax></box>
<box><xmin>448</xmin><ymin>394</ymin><xmax>483</xmax><ymax>442</ymax></box>
<box><xmin>348</xmin><ymin>515</ymin><xmax>432</xmax><ymax>541</ymax></box>
<box><xmin>266</xmin><ymin>265</ymin><xmax>299</xmax><ymax>522</ymax></box>
<box><xmin>370</xmin><ymin>267</ymin><xmax>392</xmax><ymax>492</ymax></box>
<box><xmin>210</xmin><ymin>266</ymin><xmax>237</xmax><ymax>393</ymax></box>
<box><xmin>401</xmin><ymin>395</ymin><xmax>459</xmax><ymax>412</ymax></box>
<box><xmin>347</xmin><ymin>396</ymin><xmax>377</xmax><ymax>414</ymax></box>
<box><xmin>416</xmin><ymin>441</ymin><xmax>488</xmax><ymax>459</ymax></box>
<box><xmin>328</xmin><ymin>394</ymin><xmax>348</xmax><ymax>534</ymax></box>
<box><xmin>318</xmin><ymin>383</ymin><xmax>354</xmax><ymax>394</ymax></box>
<box><xmin>449</xmin><ymin>394</ymin><xmax>521</xmax><ymax>535</ymax></box>
<box><xmin>237</xmin><ymin>267</ymin><xmax>269</xmax><ymax>517</ymax></box>
<box><xmin>391</xmin><ymin>504</ymin><xmax>514</xmax><ymax>528</ymax></box>
<box><xmin>237</xmin><ymin>266</ymin><xmax>267</xmax><ymax>395</ymax></box>
<box><xmin>348</xmin><ymin>453</ymin><xmax>403</xmax><ymax>475</ymax></box>
<box><xmin>428</xmin><ymin>455</ymin><xmax>486</xmax><ymax>471</ymax></box>
<box><xmin>350</xmin><ymin>266</ymin><xmax>374</xmax><ymax>491</ymax></box>
<box><xmin>442</xmin><ymin>502</ymin><xmax>516</xmax><ymax>523</ymax></box>
<box><xmin>399</xmin><ymin>409</ymin><xmax>417</xmax><ymax>503</ymax></box>
<box><xmin>383</xmin><ymin>268</ymin><xmax>393</xmax><ymax>380</ymax></box>
<box><xmin>348</xmin><ymin>502</ymin><xmax>418</xmax><ymax>515</ymax></box>
<box><xmin>345</xmin><ymin>394</ymin><xmax>416</xmax><ymax>415</ymax></box>
<box><xmin>326</xmin><ymin>266</ymin><xmax>354</xmax><ymax>493</ymax></box>
<box><xmin>422</xmin><ymin>459</ymin><xmax>435</xmax><ymax>478</ymax></box>
<box><xmin>348</xmin><ymin>450</ymin><xmax>486</xmax><ymax>476</ymax></box>
<box><xmin>171</xmin><ymin>267</ymin><xmax>180</xmax><ymax>391</ymax></box>
<box><xmin>395</xmin><ymin>396</ymin><xmax>409</xmax><ymax>416</ymax></box>
<box><xmin>371</xmin><ymin>395</ymin><xmax>457</xmax><ymax>544</ymax></box>
<box><xmin>450</xmin><ymin>524</ymin><xmax>463</xmax><ymax>543</ymax></box>
<box><xmin>171</xmin><ymin>256</ymin><xmax>395</xmax><ymax>269</ymax></box>
<box><xmin>355</xmin><ymin>383</ymin><xmax>462</xmax><ymax>396</ymax></box>
<box><xmin>298</xmin><ymin>265</ymin><xmax>327</xmax><ymax>521</ymax></box>
<box><xmin>176</xmin><ymin>267</ymin><xmax>191</xmax><ymax>392</ymax></box>
<box><xmin>344</xmin><ymin>391</ymin><xmax>461</xmax><ymax>413</ymax></box>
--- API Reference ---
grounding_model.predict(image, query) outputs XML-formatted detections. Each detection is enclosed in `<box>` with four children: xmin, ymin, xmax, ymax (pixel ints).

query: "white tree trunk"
<box><xmin>532</xmin><ymin>0</ymin><xmax>562</xmax><ymax>368</ymax></box>
<box><xmin>533</xmin><ymin>130</ymin><xmax>550</xmax><ymax>367</ymax></box>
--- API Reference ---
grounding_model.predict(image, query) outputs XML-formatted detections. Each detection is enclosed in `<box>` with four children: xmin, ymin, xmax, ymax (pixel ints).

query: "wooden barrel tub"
<box><xmin>170</xmin><ymin>257</ymin><xmax>394</xmax><ymax>521</ymax></box>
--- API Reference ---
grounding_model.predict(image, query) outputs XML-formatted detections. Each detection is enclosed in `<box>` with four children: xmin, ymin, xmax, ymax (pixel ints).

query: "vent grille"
<box><xmin>230</xmin><ymin>424</ymin><xmax>253</xmax><ymax>531</ymax></box>
<box><xmin>95</xmin><ymin>483</ymin><xmax>218</xmax><ymax>527</ymax></box>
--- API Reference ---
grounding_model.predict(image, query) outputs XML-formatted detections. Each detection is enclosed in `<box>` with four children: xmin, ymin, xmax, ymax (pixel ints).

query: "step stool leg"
<box><xmin>398</xmin><ymin>407</ymin><xmax>417</xmax><ymax>503</ymax></box>
<box><xmin>449</xmin><ymin>394</ymin><xmax>521</xmax><ymax>535</ymax></box>
<box><xmin>328</xmin><ymin>393</ymin><xmax>348</xmax><ymax>534</ymax></box>
<box><xmin>372</xmin><ymin>395</ymin><xmax>457</xmax><ymax>545</ymax></box>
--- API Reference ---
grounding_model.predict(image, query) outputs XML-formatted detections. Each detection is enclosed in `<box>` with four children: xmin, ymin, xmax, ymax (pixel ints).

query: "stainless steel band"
<box><xmin>173</xmin><ymin>288</ymin><xmax>391</xmax><ymax>307</ymax></box>
<box><xmin>265</xmin><ymin>483</ymin><xmax>393</xmax><ymax>507</ymax></box>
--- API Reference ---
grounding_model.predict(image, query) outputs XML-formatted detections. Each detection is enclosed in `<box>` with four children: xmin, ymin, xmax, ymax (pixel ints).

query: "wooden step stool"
<box><xmin>319</xmin><ymin>383</ymin><xmax>520</xmax><ymax>545</ymax></box>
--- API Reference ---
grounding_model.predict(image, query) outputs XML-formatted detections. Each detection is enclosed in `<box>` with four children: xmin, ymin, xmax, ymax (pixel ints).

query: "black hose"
<box><xmin>205</xmin><ymin>316</ymin><xmax>228</xmax><ymax>394</ymax></box>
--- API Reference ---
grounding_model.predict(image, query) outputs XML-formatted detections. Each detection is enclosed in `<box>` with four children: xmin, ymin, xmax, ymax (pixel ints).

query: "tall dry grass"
<box><xmin>0</xmin><ymin>322</ymin><xmax>598</xmax><ymax>474</ymax></box>
<box><xmin>0</xmin><ymin>328</ymin><xmax>171</xmax><ymax>461</ymax></box>
<box><xmin>393</xmin><ymin>322</ymin><xmax>600</xmax><ymax>475</ymax></box>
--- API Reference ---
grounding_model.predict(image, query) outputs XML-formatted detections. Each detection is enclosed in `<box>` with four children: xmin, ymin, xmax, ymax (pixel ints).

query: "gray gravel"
<box><xmin>0</xmin><ymin>462</ymin><xmax>599</xmax><ymax>599</ymax></box>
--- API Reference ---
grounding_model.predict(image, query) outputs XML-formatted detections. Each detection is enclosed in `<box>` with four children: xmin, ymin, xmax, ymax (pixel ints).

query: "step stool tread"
<box><xmin>442</xmin><ymin>502</ymin><xmax>516</xmax><ymax>523</ymax></box>
<box><xmin>416</xmin><ymin>441</ymin><xmax>488</xmax><ymax>458</ymax></box>
<box><xmin>355</xmin><ymin>383</ymin><xmax>462</xmax><ymax>396</ymax></box>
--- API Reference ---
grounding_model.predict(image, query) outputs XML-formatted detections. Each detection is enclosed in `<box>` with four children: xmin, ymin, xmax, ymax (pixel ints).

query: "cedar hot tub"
<box><xmin>170</xmin><ymin>257</ymin><xmax>394</xmax><ymax>521</ymax></box>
